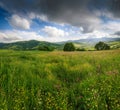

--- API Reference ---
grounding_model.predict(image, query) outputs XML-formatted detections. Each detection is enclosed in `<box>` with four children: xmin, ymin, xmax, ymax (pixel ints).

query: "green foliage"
<box><xmin>0</xmin><ymin>39</ymin><xmax>119</xmax><ymax>51</ymax></box>
<box><xmin>0</xmin><ymin>50</ymin><xmax>120</xmax><ymax>110</ymax></box>
<box><xmin>9</xmin><ymin>45</ymin><xmax>23</xmax><ymax>50</ymax></box>
<box><xmin>38</xmin><ymin>45</ymin><xmax>54</xmax><ymax>51</ymax></box>
<box><xmin>63</xmin><ymin>42</ymin><xmax>75</xmax><ymax>51</ymax></box>
<box><xmin>95</xmin><ymin>41</ymin><xmax>110</xmax><ymax>50</ymax></box>
<box><xmin>0</xmin><ymin>40</ymin><xmax>61</xmax><ymax>51</ymax></box>
<box><xmin>107</xmin><ymin>41</ymin><xmax>120</xmax><ymax>49</ymax></box>
<box><xmin>76</xmin><ymin>48</ymin><xmax>86</xmax><ymax>51</ymax></box>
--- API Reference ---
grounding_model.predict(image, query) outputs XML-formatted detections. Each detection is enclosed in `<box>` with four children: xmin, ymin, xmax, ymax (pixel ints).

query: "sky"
<box><xmin>0</xmin><ymin>0</ymin><xmax>120</xmax><ymax>43</ymax></box>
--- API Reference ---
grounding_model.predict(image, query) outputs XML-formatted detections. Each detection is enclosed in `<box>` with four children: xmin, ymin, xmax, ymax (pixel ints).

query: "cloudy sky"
<box><xmin>0</xmin><ymin>0</ymin><xmax>120</xmax><ymax>42</ymax></box>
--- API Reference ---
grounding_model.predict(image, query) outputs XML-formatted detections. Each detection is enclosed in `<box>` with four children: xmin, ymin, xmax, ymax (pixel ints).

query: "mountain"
<box><xmin>0</xmin><ymin>37</ymin><xmax>120</xmax><ymax>50</ymax></box>
<box><xmin>0</xmin><ymin>40</ymin><xmax>63</xmax><ymax>50</ymax></box>
<box><xmin>57</xmin><ymin>37</ymin><xmax>120</xmax><ymax>50</ymax></box>
<box><xmin>58</xmin><ymin>37</ymin><xmax>120</xmax><ymax>44</ymax></box>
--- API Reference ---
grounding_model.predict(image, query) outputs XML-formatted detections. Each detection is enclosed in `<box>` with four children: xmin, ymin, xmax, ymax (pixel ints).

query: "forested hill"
<box><xmin>0</xmin><ymin>37</ymin><xmax>120</xmax><ymax>50</ymax></box>
<box><xmin>0</xmin><ymin>40</ymin><xmax>63</xmax><ymax>50</ymax></box>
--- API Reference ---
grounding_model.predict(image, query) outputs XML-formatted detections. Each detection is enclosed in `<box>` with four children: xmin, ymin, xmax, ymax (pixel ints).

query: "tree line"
<box><xmin>63</xmin><ymin>42</ymin><xmax>110</xmax><ymax>51</ymax></box>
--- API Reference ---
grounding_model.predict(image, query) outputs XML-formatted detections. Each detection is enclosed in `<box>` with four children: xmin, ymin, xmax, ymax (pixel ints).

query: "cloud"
<box><xmin>0</xmin><ymin>30</ymin><xmax>44</xmax><ymax>42</ymax></box>
<box><xmin>29</xmin><ymin>13</ymin><xmax>48</xmax><ymax>22</ymax></box>
<box><xmin>0</xmin><ymin>27</ymin><xmax>118</xmax><ymax>43</ymax></box>
<box><xmin>1</xmin><ymin>0</ymin><xmax>120</xmax><ymax>33</ymax></box>
<box><xmin>43</xmin><ymin>26</ymin><xmax>69</xmax><ymax>37</ymax></box>
<box><xmin>0</xmin><ymin>26</ymin><xmax>82</xmax><ymax>43</ymax></box>
<box><xmin>8</xmin><ymin>14</ymin><xmax>31</xmax><ymax>30</ymax></box>
<box><xmin>0</xmin><ymin>0</ymin><xmax>120</xmax><ymax>42</ymax></box>
<box><xmin>0</xmin><ymin>32</ymin><xmax>20</xmax><ymax>42</ymax></box>
<box><xmin>84</xmin><ymin>30</ymin><xmax>110</xmax><ymax>39</ymax></box>
<box><xmin>102</xmin><ymin>21</ymin><xmax>120</xmax><ymax>33</ymax></box>
<box><xmin>114</xmin><ymin>31</ymin><xmax>120</xmax><ymax>36</ymax></box>
<box><xmin>112</xmin><ymin>31</ymin><xmax>120</xmax><ymax>38</ymax></box>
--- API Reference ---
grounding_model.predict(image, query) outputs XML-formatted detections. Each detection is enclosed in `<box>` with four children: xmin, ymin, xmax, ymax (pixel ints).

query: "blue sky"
<box><xmin>0</xmin><ymin>0</ymin><xmax>120</xmax><ymax>42</ymax></box>
<box><xmin>0</xmin><ymin>8</ymin><xmax>11</xmax><ymax>30</ymax></box>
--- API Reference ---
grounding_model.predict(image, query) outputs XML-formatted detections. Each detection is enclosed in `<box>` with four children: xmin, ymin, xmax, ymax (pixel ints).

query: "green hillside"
<box><xmin>0</xmin><ymin>38</ymin><xmax>120</xmax><ymax>51</ymax></box>
<box><xmin>74</xmin><ymin>41</ymin><xmax>120</xmax><ymax>50</ymax></box>
<box><xmin>0</xmin><ymin>40</ymin><xmax>62</xmax><ymax>51</ymax></box>
<box><xmin>107</xmin><ymin>41</ymin><xmax>120</xmax><ymax>49</ymax></box>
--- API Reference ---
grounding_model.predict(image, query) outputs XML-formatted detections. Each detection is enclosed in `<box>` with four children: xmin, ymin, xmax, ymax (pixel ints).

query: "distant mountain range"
<box><xmin>0</xmin><ymin>37</ymin><xmax>120</xmax><ymax>50</ymax></box>
<box><xmin>57</xmin><ymin>37</ymin><xmax>120</xmax><ymax>44</ymax></box>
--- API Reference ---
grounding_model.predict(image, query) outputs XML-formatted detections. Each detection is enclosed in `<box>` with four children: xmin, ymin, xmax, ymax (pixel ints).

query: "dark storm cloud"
<box><xmin>114</xmin><ymin>31</ymin><xmax>120</xmax><ymax>36</ymax></box>
<box><xmin>112</xmin><ymin>0</ymin><xmax>120</xmax><ymax>17</ymax></box>
<box><xmin>0</xmin><ymin>0</ymin><xmax>120</xmax><ymax>32</ymax></box>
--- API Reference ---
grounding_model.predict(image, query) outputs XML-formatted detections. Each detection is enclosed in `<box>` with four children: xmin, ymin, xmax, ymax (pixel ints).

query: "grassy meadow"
<box><xmin>0</xmin><ymin>49</ymin><xmax>120</xmax><ymax>110</ymax></box>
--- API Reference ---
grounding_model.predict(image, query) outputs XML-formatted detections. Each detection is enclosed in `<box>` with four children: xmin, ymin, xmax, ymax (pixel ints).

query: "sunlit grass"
<box><xmin>0</xmin><ymin>50</ymin><xmax>120</xmax><ymax>110</ymax></box>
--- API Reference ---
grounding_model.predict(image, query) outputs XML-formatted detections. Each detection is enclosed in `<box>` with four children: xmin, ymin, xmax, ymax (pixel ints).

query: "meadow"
<box><xmin>0</xmin><ymin>49</ymin><xmax>120</xmax><ymax>110</ymax></box>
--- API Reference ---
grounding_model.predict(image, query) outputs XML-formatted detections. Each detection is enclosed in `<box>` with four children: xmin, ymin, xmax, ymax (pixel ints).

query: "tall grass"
<box><xmin>0</xmin><ymin>50</ymin><xmax>120</xmax><ymax>110</ymax></box>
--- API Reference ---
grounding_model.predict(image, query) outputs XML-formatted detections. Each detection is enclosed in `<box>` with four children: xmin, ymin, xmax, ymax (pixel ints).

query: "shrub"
<box><xmin>76</xmin><ymin>48</ymin><xmax>86</xmax><ymax>51</ymax></box>
<box><xmin>95</xmin><ymin>41</ymin><xmax>110</xmax><ymax>50</ymax></box>
<box><xmin>38</xmin><ymin>45</ymin><xmax>54</xmax><ymax>51</ymax></box>
<box><xmin>63</xmin><ymin>42</ymin><xmax>75</xmax><ymax>51</ymax></box>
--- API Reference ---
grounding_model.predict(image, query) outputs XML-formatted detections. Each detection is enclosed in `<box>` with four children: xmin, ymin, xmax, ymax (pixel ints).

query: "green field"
<box><xmin>0</xmin><ymin>50</ymin><xmax>120</xmax><ymax>110</ymax></box>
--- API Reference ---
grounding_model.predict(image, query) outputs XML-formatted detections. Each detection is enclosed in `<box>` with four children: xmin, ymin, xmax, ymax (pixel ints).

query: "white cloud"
<box><xmin>1</xmin><ymin>22</ymin><xmax>120</xmax><ymax>43</ymax></box>
<box><xmin>42</xmin><ymin>26</ymin><xmax>69</xmax><ymax>37</ymax></box>
<box><xmin>8</xmin><ymin>15</ymin><xmax>31</xmax><ymax>30</ymax></box>
<box><xmin>0</xmin><ymin>31</ymin><xmax>20</xmax><ymax>42</ymax></box>
<box><xmin>0</xmin><ymin>30</ymin><xmax>44</xmax><ymax>43</ymax></box>
<box><xmin>83</xmin><ymin>30</ymin><xmax>110</xmax><ymax>39</ymax></box>
<box><xmin>0</xmin><ymin>26</ymin><xmax>80</xmax><ymax>42</ymax></box>
<box><xmin>29</xmin><ymin>13</ymin><xmax>48</xmax><ymax>21</ymax></box>
<box><xmin>103</xmin><ymin>21</ymin><xmax>120</xmax><ymax>33</ymax></box>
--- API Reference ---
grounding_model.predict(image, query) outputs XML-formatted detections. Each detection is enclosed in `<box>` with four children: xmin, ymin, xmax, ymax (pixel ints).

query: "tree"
<box><xmin>76</xmin><ymin>48</ymin><xmax>86</xmax><ymax>51</ymax></box>
<box><xmin>63</xmin><ymin>42</ymin><xmax>75</xmax><ymax>51</ymax></box>
<box><xmin>95</xmin><ymin>42</ymin><xmax>110</xmax><ymax>50</ymax></box>
<box><xmin>38</xmin><ymin>45</ymin><xmax>54</xmax><ymax>51</ymax></box>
